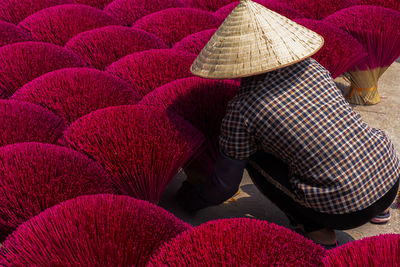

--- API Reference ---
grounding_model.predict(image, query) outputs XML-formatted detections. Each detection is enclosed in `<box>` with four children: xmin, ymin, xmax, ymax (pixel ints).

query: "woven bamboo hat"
<box><xmin>190</xmin><ymin>0</ymin><xmax>324</xmax><ymax>79</ymax></box>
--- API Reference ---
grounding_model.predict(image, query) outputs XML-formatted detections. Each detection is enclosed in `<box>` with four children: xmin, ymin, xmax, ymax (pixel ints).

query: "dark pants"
<box><xmin>246</xmin><ymin>151</ymin><xmax>400</xmax><ymax>231</ymax></box>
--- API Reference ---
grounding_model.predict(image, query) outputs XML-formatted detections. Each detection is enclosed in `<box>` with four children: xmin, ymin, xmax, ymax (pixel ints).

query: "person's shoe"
<box><xmin>370</xmin><ymin>210</ymin><xmax>391</xmax><ymax>224</ymax></box>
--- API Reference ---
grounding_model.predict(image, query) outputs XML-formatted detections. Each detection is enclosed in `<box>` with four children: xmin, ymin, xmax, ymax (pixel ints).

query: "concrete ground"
<box><xmin>159</xmin><ymin>60</ymin><xmax>400</xmax><ymax>242</ymax></box>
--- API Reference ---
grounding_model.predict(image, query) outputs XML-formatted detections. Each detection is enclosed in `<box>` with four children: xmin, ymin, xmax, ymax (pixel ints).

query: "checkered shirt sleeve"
<box><xmin>219</xmin><ymin>106</ymin><xmax>257</xmax><ymax>160</ymax></box>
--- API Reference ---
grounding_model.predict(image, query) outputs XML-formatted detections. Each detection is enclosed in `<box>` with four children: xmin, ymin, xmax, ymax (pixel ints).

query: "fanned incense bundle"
<box><xmin>0</xmin><ymin>42</ymin><xmax>85</xmax><ymax>98</ymax></box>
<box><xmin>325</xmin><ymin>6</ymin><xmax>400</xmax><ymax>105</ymax></box>
<box><xmin>215</xmin><ymin>0</ymin><xmax>304</xmax><ymax>20</ymax></box>
<box><xmin>62</xmin><ymin>105</ymin><xmax>205</xmax><ymax>203</ymax></box>
<box><xmin>255</xmin><ymin>0</ymin><xmax>304</xmax><ymax>18</ymax></box>
<box><xmin>106</xmin><ymin>49</ymin><xmax>196</xmax><ymax>98</ymax></box>
<box><xmin>190</xmin><ymin>0</ymin><xmax>237</xmax><ymax>11</ymax></box>
<box><xmin>323</xmin><ymin>234</ymin><xmax>400</xmax><ymax>266</ymax></box>
<box><xmin>0</xmin><ymin>100</ymin><xmax>66</xmax><ymax>146</ymax></box>
<box><xmin>65</xmin><ymin>26</ymin><xmax>167</xmax><ymax>70</ymax></box>
<box><xmin>148</xmin><ymin>218</ymin><xmax>325</xmax><ymax>266</ymax></box>
<box><xmin>0</xmin><ymin>194</ymin><xmax>191</xmax><ymax>266</ymax></box>
<box><xmin>19</xmin><ymin>4</ymin><xmax>120</xmax><ymax>46</ymax></box>
<box><xmin>72</xmin><ymin>0</ymin><xmax>113</xmax><ymax>9</ymax></box>
<box><xmin>0</xmin><ymin>0</ymin><xmax>72</xmax><ymax>24</ymax></box>
<box><xmin>12</xmin><ymin>68</ymin><xmax>139</xmax><ymax>124</ymax></box>
<box><xmin>134</xmin><ymin>8</ymin><xmax>222</xmax><ymax>47</ymax></box>
<box><xmin>359</xmin><ymin>0</ymin><xmax>400</xmax><ymax>12</ymax></box>
<box><xmin>0</xmin><ymin>143</ymin><xmax>113</xmax><ymax>241</ymax></box>
<box><xmin>278</xmin><ymin>0</ymin><xmax>358</xmax><ymax>19</ymax></box>
<box><xmin>0</xmin><ymin>21</ymin><xmax>31</xmax><ymax>47</ymax></box>
<box><xmin>139</xmin><ymin>77</ymin><xmax>239</xmax><ymax>177</ymax></box>
<box><xmin>294</xmin><ymin>18</ymin><xmax>367</xmax><ymax>78</ymax></box>
<box><xmin>104</xmin><ymin>0</ymin><xmax>188</xmax><ymax>26</ymax></box>
<box><xmin>173</xmin><ymin>29</ymin><xmax>216</xmax><ymax>55</ymax></box>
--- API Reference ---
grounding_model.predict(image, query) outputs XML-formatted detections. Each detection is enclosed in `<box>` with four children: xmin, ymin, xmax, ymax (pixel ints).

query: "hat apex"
<box><xmin>190</xmin><ymin>0</ymin><xmax>324</xmax><ymax>79</ymax></box>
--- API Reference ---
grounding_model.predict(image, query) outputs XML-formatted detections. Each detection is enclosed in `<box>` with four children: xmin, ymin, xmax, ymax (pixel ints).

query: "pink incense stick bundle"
<box><xmin>140</xmin><ymin>77</ymin><xmax>239</xmax><ymax>178</ymax></box>
<box><xmin>0</xmin><ymin>21</ymin><xmax>31</xmax><ymax>47</ymax></box>
<box><xmin>18</xmin><ymin>4</ymin><xmax>120</xmax><ymax>46</ymax></box>
<box><xmin>215</xmin><ymin>0</ymin><xmax>304</xmax><ymax>20</ymax></box>
<box><xmin>148</xmin><ymin>218</ymin><xmax>325</xmax><ymax>266</ymax></box>
<box><xmin>323</xmin><ymin>234</ymin><xmax>400</xmax><ymax>266</ymax></box>
<box><xmin>134</xmin><ymin>8</ymin><xmax>222</xmax><ymax>47</ymax></box>
<box><xmin>0</xmin><ymin>0</ymin><xmax>72</xmax><ymax>24</ymax></box>
<box><xmin>0</xmin><ymin>142</ymin><xmax>113</xmax><ymax>241</ymax></box>
<box><xmin>358</xmin><ymin>0</ymin><xmax>400</xmax><ymax>12</ymax></box>
<box><xmin>71</xmin><ymin>0</ymin><xmax>113</xmax><ymax>9</ymax></box>
<box><xmin>0</xmin><ymin>194</ymin><xmax>192</xmax><ymax>266</ymax></box>
<box><xmin>173</xmin><ymin>29</ymin><xmax>216</xmax><ymax>55</ymax></box>
<box><xmin>325</xmin><ymin>5</ymin><xmax>400</xmax><ymax>105</ymax></box>
<box><xmin>213</xmin><ymin>1</ymin><xmax>239</xmax><ymax>18</ymax></box>
<box><xmin>294</xmin><ymin>18</ymin><xmax>367</xmax><ymax>79</ymax></box>
<box><xmin>190</xmin><ymin>0</ymin><xmax>238</xmax><ymax>11</ymax></box>
<box><xmin>65</xmin><ymin>26</ymin><xmax>168</xmax><ymax>70</ymax></box>
<box><xmin>62</xmin><ymin>105</ymin><xmax>205</xmax><ymax>203</ymax></box>
<box><xmin>0</xmin><ymin>42</ymin><xmax>85</xmax><ymax>98</ymax></box>
<box><xmin>255</xmin><ymin>0</ymin><xmax>305</xmax><ymax>18</ymax></box>
<box><xmin>12</xmin><ymin>68</ymin><xmax>140</xmax><ymax>124</ymax></box>
<box><xmin>106</xmin><ymin>49</ymin><xmax>196</xmax><ymax>98</ymax></box>
<box><xmin>278</xmin><ymin>0</ymin><xmax>358</xmax><ymax>19</ymax></box>
<box><xmin>0</xmin><ymin>100</ymin><xmax>67</xmax><ymax>146</ymax></box>
<box><xmin>104</xmin><ymin>0</ymin><xmax>188</xmax><ymax>26</ymax></box>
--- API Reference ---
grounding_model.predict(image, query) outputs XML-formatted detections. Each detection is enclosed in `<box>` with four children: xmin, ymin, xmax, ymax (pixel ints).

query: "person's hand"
<box><xmin>176</xmin><ymin>181</ymin><xmax>213</xmax><ymax>213</ymax></box>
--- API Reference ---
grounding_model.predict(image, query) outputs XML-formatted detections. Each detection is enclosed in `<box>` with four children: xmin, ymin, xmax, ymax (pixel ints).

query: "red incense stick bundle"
<box><xmin>106</xmin><ymin>49</ymin><xmax>196</xmax><ymax>98</ymax></box>
<box><xmin>294</xmin><ymin>18</ymin><xmax>367</xmax><ymax>79</ymax></box>
<box><xmin>149</xmin><ymin>218</ymin><xmax>325</xmax><ymax>266</ymax></box>
<box><xmin>0</xmin><ymin>0</ymin><xmax>72</xmax><ymax>24</ymax></box>
<box><xmin>0</xmin><ymin>21</ymin><xmax>31</xmax><ymax>47</ymax></box>
<box><xmin>133</xmin><ymin>8</ymin><xmax>222</xmax><ymax>47</ymax></box>
<box><xmin>325</xmin><ymin>5</ymin><xmax>400</xmax><ymax>105</ymax></box>
<box><xmin>358</xmin><ymin>0</ymin><xmax>400</xmax><ymax>12</ymax></box>
<box><xmin>173</xmin><ymin>29</ymin><xmax>216</xmax><ymax>55</ymax></box>
<box><xmin>62</xmin><ymin>105</ymin><xmax>205</xmax><ymax>203</ymax></box>
<box><xmin>323</xmin><ymin>234</ymin><xmax>400</xmax><ymax>266</ymax></box>
<box><xmin>0</xmin><ymin>194</ymin><xmax>191</xmax><ymax>266</ymax></box>
<box><xmin>0</xmin><ymin>42</ymin><xmax>85</xmax><ymax>98</ymax></box>
<box><xmin>140</xmin><ymin>77</ymin><xmax>239</xmax><ymax>178</ymax></box>
<box><xmin>0</xmin><ymin>143</ymin><xmax>113</xmax><ymax>241</ymax></box>
<box><xmin>104</xmin><ymin>0</ymin><xmax>188</xmax><ymax>26</ymax></box>
<box><xmin>12</xmin><ymin>68</ymin><xmax>140</xmax><ymax>124</ymax></box>
<box><xmin>278</xmin><ymin>0</ymin><xmax>358</xmax><ymax>19</ymax></box>
<box><xmin>18</xmin><ymin>4</ymin><xmax>120</xmax><ymax>46</ymax></box>
<box><xmin>72</xmin><ymin>0</ymin><xmax>113</xmax><ymax>9</ymax></box>
<box><xmin>65</xmin><ymin>26</ymin><xmax>167</xmax><ymax>70</ymax></box>
<box><xmin>0</xmin><ymin>100</ymin><xmax>67</xmax><ymax>146</ymax></box>
<box><xmin>215</xmin><ymin>0</ymin><xmax>304</xmax><ymax>20</ymax></box>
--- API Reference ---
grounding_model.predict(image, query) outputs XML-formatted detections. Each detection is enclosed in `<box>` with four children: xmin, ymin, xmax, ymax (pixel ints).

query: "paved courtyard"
<box><xmin>159</xmin><ymin>60</ymin><xmax>400</xmax><ymax>243</ymax></box>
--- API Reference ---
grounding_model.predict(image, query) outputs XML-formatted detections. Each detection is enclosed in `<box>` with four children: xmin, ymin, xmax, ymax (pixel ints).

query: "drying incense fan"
<box><xmin>325</xmin><ymin>6</ymin><xmax>400</xmax><ymax>105</ymax></box>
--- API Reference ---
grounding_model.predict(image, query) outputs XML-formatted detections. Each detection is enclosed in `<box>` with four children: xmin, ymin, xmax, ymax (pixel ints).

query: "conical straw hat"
<box><xmin>190</xmin><ymin>0</ymin><xmax>324</xmax><ymax>79</ymax></box>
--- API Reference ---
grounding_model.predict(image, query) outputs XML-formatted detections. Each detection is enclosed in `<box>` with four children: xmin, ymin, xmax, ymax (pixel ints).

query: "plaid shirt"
<box><xmin>220</xmin><ymin>58</ymin><xmax>400</xmax><ymax>214</ymax></box>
